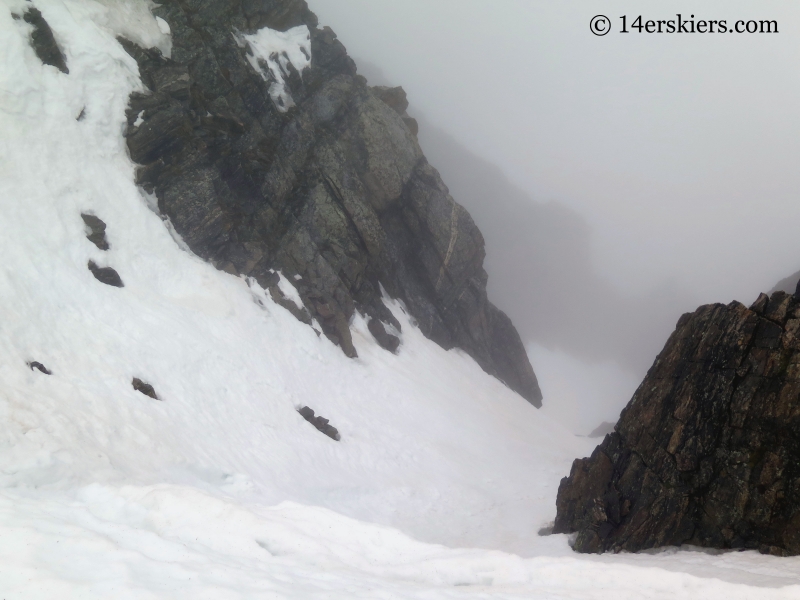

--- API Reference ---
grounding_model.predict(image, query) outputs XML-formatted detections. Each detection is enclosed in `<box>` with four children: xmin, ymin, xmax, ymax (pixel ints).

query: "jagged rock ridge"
<box><xmin>555</xmin><ymin>289</ymin><xmax>800</xmax><ymax>555</ymax></box>
<box><xmin>120</xmin><ymin>0</ymin><xmax>541</xmax><ymax>405</ymax></box>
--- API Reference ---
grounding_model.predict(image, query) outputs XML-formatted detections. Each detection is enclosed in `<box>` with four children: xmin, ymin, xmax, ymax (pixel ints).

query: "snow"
<box><xmin>236</xmin><ymin>24</ymin><xmax>312</xmax><ymax>112</ymax></box>
<box><xmin>1</xmin><ymin>0</ymin><xmax>800</xmax><ymax>597</ymax></box>
<box><xmin>271</xmin><ymin>270</ymin><xmax>304</xmax><ymax>310</ymax></box>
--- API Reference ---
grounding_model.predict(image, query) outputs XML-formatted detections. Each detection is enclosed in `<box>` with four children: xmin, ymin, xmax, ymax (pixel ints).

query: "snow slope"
<box><xmin>1</xmin><ymin>0</ymin><xmax>800</xmax><ymax>597</ymax></box>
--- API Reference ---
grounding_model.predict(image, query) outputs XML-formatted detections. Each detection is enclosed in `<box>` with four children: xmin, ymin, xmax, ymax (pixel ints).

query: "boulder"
<box><xmin>81</xmin><ymin>213</ymin><xmax>109</xmax><ymax>250</ymax></box>
<box><xmin>298</xmin><ymin>406</ymin><xmax>340</xmax><ymax>441</ymax></box>
<box><xmin>367</xmin><ymin>317</ymin><xmax>400</xmax><ymax>353</ymax></box>
<box><xmin>132</xmin><ymin>377</ymin><xmax>159</xmax><ymax>400</ymax></box>
<box><xmin>88</xmin><ymin>261</ymin><xmax>124</xmax><ymax>288</ymax></box>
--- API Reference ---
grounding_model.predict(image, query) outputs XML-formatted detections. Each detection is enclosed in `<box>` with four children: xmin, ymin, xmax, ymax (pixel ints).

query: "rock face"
<box><xmin>120</xmin><ymin>0</ymin><xmax>541</xmax><ymax>405</ymax></box>
<box><xmin>555</xmin><ymin>290</ymin><xmax>800</xmax><ymax>555</ymax></box>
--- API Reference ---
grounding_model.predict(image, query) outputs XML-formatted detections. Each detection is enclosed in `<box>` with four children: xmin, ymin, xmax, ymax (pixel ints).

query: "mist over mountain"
<box><xmin>772</xmin><ymin>270</ymin><xmax>800</xmax><ymax>295</ymax></box>
<box><xmin>354</xmin><ymin>58</ymin><xmax>695</xmax><ymax>421</ymax></box>
<box><xmin>415</xmin><ymin>115</ymin><xmax>696</xmax><ymax>376</ymax></box>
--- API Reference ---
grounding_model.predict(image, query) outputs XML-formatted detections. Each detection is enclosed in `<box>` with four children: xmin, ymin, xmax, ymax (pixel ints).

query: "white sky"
<box><xmin>313</xmin><ymin>0</ymin><xmax>800</xmax><ymax>302</ymax></box>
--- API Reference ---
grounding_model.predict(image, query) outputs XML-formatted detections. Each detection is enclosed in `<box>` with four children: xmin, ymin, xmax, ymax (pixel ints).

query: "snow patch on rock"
<box><xmin>236</xmin><ymin>24</ymin><xmax>311</xmax><ymax>112</ymax></box>
<box><xmin>94</xmin><ymin>0</ymin><xmax>172</xmax><ymax>57</ymax></box>
<box><xmin>274</xmin><ymin>270</ymin><xmax>304</xmax><ymax>310</ymax></box>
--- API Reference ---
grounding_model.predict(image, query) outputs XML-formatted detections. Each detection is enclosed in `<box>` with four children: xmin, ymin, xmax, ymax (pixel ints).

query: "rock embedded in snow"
<box><xmin>27</xmin><ymin>361</ymin><xmax>52</xmax><ymax>375</ymax></box>
<box><xmin>367</xmin><ymin>317</ymin><xmax>400</xmax><ymax>353</ymax></box>
<box><xmin>132</xmin><ymin>377</ymin><xmax>159</xmax><ymax>400</ymax></box>
<box><xmin>87</xmin><ymin>260</ymin><xmax>124</xmax><ymax>287</ymax></box>
<box><xmin>120</xmin><ymin>0</ymin><xmax>541</xmax><ymax>405</ymax></box>
<box><xmin>81</xmin><ymin>213</ymin><xmax>109</xmax><ymax>250</ymax></box>
<box><xmin>298</xmin><ymin>406</ymin><xmax>340</xmax><ymax>441</ymax></box>
<box><xmin>555</xmin><ymin>290</ymin><xmax>800</xmax><ymax>555</ymax></box>
<box><xmin>21</xmin><ymin>8</ymin><xmax>68</xmax><ymax>74</ymax></box>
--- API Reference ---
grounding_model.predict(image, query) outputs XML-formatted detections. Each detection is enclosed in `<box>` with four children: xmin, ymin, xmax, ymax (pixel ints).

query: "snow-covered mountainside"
<box><xmin>2</xmin><ymin>0</ymin><xmax>800</xmax><ymax>597</ymax></box>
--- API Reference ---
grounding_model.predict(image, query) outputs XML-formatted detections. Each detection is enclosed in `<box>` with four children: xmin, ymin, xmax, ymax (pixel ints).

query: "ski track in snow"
<box><xmin>1</xmin><ymin>0</ymin><xmax>800</xmax><ymax>597</ymax></box>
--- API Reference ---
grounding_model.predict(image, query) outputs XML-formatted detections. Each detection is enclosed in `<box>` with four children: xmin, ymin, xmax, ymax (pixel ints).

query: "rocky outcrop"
<box><xmin>555</xmin><ymin>290</ymin><xmax>800</xmax><ymax>555</ymax></box>
<box><xmin>120</xmin><ymin>0</ymin><xmax>541</xmax><ymax>405</ymax></box>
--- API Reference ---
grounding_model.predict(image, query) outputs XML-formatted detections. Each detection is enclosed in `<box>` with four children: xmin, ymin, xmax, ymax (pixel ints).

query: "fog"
<box><xmin>313</xmin><ymin>0</ymin><xmax>800</xmax><ymax>432</ymax></box>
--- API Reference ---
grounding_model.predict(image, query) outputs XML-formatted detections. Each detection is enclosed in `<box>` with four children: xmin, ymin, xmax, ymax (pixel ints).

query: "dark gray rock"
<box><xmin>367</xmin><ymin>317</ymin><xmax>400</xmax><ymax>353</ymax></box>
<box><xmin>120</xmin><ymin>0</ymin><xmax>541</xmax><ymax>406</ymax></box>
<box><xmin>22</xmin><ymin>8</ymin><xmax>68</xmax><ymax>74</ymax></box>
<box><xmin>555</xmin><ymin>291</ymin><xmax>800</xmax><ymax>555</ymax></box>
<box><xmin>132</xmin><ymin>377</ymin><xmax>159</xmax><ymax>400</ymax></box>
<box><xmin>298</xmin><ymin>405</ymin><xmax>340</xmax><ymax>440</ymax></box>
<box><xmin>372</xmin><ymin>85</ymin><xmax>418</xmax><ymax>137</ymax></box>
<box><xmin>81</xmin><ymin>213</ymin><xmax>109</xmax><ymax>250</ymax></box>
<box><xmin>371</xmin><ymin>86</ymin><xmax>409</xmax><ymax>114</ymax></box>
<box><xmin>88</xmin><ymin>261</ymin><xmax>123</xmax><ymax>287</ymax></box>
<box><xmin>28</xmin><ymin>361</ymin><xmax>52</xmax><ymax>375</ymax></box>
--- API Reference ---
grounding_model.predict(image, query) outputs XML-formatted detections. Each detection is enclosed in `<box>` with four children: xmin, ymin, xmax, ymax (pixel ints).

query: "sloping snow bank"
<box><xmin>2</xmin><ymin>0</ymin><xmax>800</xmax><ymax>598</ymax></box>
